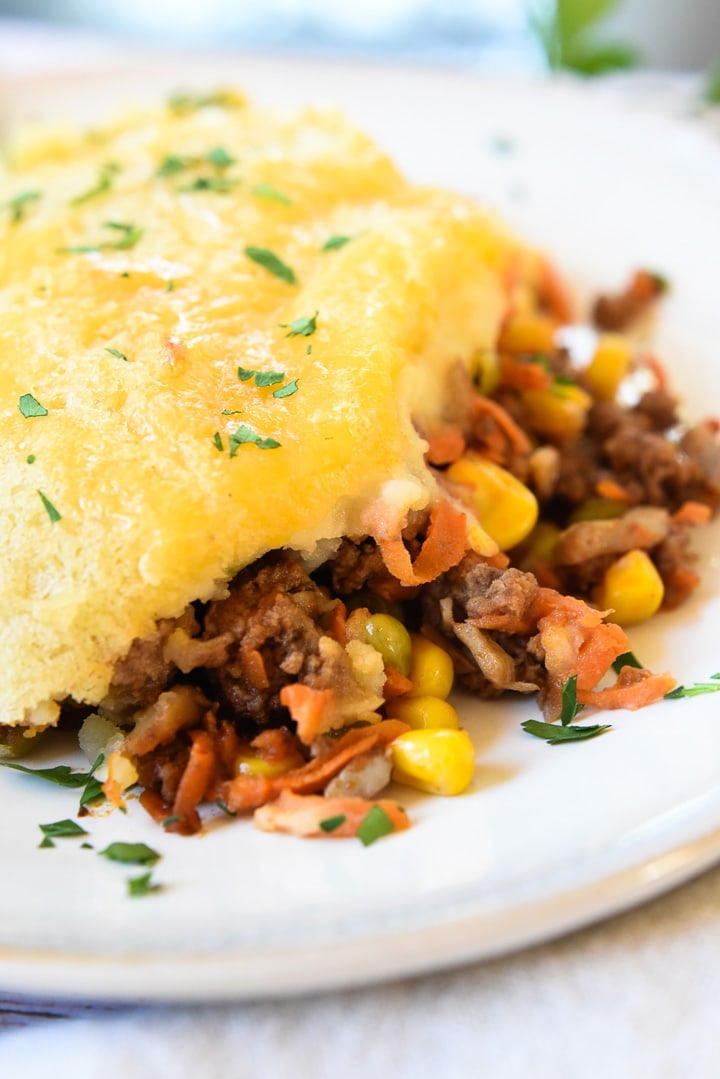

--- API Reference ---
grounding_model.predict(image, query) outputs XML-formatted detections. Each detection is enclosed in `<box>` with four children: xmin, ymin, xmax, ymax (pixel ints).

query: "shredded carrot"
<box><xmin>596</xmin><ymin>478</ymin><xmax>632</xmax><ymax>504</ymax></box>
<box><xmin>254</xmin><ymin>790</ymin><xmax>410</xmax><ymax>839</ymax></box>
<box><xmin>533</xmin><ymin>589</ymin><xmax>631</xmax><ymax>693</ymax></box>
<box><xmin>472</xmin><ymin>394</ymin><xmax>532</xmax><ymax>456</ymax></box>
<box><xmin>213</xmin><ymin>719</ymin><xmax>241</xmax><ymax>774</ymax></box>
<box><xmin>383</xmin><ymin>664</ymin><xmax>414</xmax><ymax>700</ymax></box>
<box><xmin>578</xmin><ymin>667</ymin><xmax>676</xmax><ymax>710</ymax></box>
<box><xmin>425</xmin><ymin>426</ymin><xmax>466</xmax><ymax>466</ymax></box>
<box><xmin>538</xmin><ymin>257</ymin><xmax>574</xmax><ymax>323</ymax></box>
<box><xmin>167</xmin><ymin>729</ymin><xmax>217</xmax><ymax>835</ymax></box>
<box><xmin>499</xmin><ymin>355</ymin><xmax>553</xmax><ymax>392</ymax></box>
<box><xmin>217</xmin><ymin>718</ymin><xmax>410</xmax><ymax>812</ymax></box>
<box><xmin>375</xmin><ymin>499</ymin><xmax>468</xmax><ymax>587</ymax></box>
<box><xmin>240</xmin><ymin>646</ymin><xmax>269</xmax><ymax>691</ymax></box>
<box><xmin>328</xmin><ymin>599</ymin><xmax>348</xmax><ymax>645</ymax></box>
<box><xmin>280</xmin><ymin>684</ymin><xmax>335</xmax><ymax>745</ymax></box>
<box><xmin>251</xmin><ymin>727</ymin><xmax>305</xmax><ymax>769</ymax></box>
<box><xmin>672</xmin><ymin>501</ymin><xmax>712</xmax><ymax>526</ymax></box>
<box><xmin>139</xmin><ymin>789</ymin><xmax>171</xmax><ymax>825</ymax></box>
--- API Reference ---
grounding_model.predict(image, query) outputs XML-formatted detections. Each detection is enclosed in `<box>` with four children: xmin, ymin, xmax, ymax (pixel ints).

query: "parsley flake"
<box><xmin>216</xmin><ymin>799</ymin><xmax>237</xmax><ymax>817</ymax></box>
<box><xmin>59</xmin><ymin>220</ymin><xmax>143</xmax><ymax>254</ymax></box>
<box><xmin>38</xmin><ymin>490</ymin><xmax>61</xmax><ymax>524</ymax></box>
<box><xmin>322</xmin><ymin>234</ymin><xmax>351</xmax><ymax>252</ymax></box>
<box><xmin>162</xmin><ymin>815</ymin><xmax>182</xmax><ymax>828</ymax></box>
<box><xmin>244</xmin><ymin>246</ymin><xmax>297</xmax><ymax>285</ymax></box>
<box><xmin>179</xmin><ymin>176</ymin><xmax>237</xmax><ymax>194</ymax></box>
<box><xmin>281</xmin><ymin>311</ymin><xmax>317</xmax><ymax>338</ymax></box>
<box><xmin>127</xmin><ymin>871</ymin><xmax>162</xmax><ymax>898</ymax></box>
<box><xmin>251</xmin><ymin>181</ymin><xmax>293</xmax><ymax>206</ymax></box>
<box><xmin>665</xmin><ymin>675</ymin><xmax>720</xmax><ymax>700</ymax></box>
<box><xmin>156</xmin><ymin>153</ymin><xmax>188</xmax><ymax>178</ymax></box>
<box><xmin>559</xmin><ymin>675</ymin><xmax>583</xmax><ymax>726</ymax></box>
<box><xmin>206</xmin><ymin>146</ymin><xmax>235</xmax><ymax>169</ymax></box>
<box><xmin>39</xmin><ymin>836</ymin><xmax>55</xmax><ymax>849</ymax></box>
<box><xmin>229</xmin><ymin>424</ymin><xmax>281</xmax><ymax>455</ymax></box>
<box><xmin>99</xmin><ymin>841</ymin><xmax>160</xmax><ymax>866</ymax></box>
<box><xmin>273</xmin><ymin>378</ymin><xmax>299</xmax><ymax>400</ymax></box>
<box><xmin>18</xmin><ymin>393</ymin><xmax>48</xmax><ymax>418</ymax></box>
<box><xmin>26</xmin><ymin>454</ymin><xmax>36</xmax><ymax>464</ymax></box>
<box><xmin>167</xmin><ymin>279</ymin><xmax>175</xmax><ymax>292</ymax></box>
<box><xmin>105</xmin><ymin>347</ymin><xmax>128</xmax><ymax>362</ymax></box>
<box><xmin>7</xmin><ymin>190</ymin><xmax>40</xmax><ymax>224</ymax></box>
<box><xmin>212</xmin><ymin>431</ymin><xmax>224</xmax><ymax>452</ymax></box>
<box><xmin>357</xmin><ymin>805</ymin><xmax>396</xmax><ymax>846</ymax></box>
<box><xmin>319</xmin><ymin>814</ymin><xmax>346</xmax><ymax>834</ymax></box>
<box><xmin>0</xmin><ymin>759</ymin><xmax>96</xmax><ymax>788</ymax></box>
<box><xmin>522</xmin><ymin>719</ymin><xmax>612</xmax><ymax>745</ymax></box>
<box><xmin>39</xmin><ymin>819</ymin><xmax>88</xmax><ymax>839</ymax></box>
<box><xmin>237</xmin><ymin>366</ymin><xmax>285</xmax><ymax>387</ymax></box>
<box><xmin>612</xmin><ymin>651</ymin><xmax>643</xmax><ymax>673</ymax></box>
<box><xmin>70</xmin><ymin>162</ymin><xmax>120</xmax><ymax>206</ymax></box>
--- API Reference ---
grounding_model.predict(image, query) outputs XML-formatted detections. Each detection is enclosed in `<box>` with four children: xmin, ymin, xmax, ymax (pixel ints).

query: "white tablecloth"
<box><xmin>1</xmin><ymin>19</ymin><xmax>718</xmax><ymax>1079</ymax></box>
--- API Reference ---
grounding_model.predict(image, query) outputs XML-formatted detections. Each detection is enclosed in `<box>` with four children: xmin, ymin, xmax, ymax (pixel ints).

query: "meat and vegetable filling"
<box><xmin>15</xmin><ymin>269</ymin><xmax>705</xmax><ymax>842</ymax></box>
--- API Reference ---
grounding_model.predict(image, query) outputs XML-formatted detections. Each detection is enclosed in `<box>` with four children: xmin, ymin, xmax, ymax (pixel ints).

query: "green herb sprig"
<box><xmin>244</xmin><ymin>246</ymin><xmax>297</xmax><ymax>285</ymax></box>
<box><xmin>529</xmin><ymin>0</ymin><xmax>637</xmax><ymax>76</ymax></box>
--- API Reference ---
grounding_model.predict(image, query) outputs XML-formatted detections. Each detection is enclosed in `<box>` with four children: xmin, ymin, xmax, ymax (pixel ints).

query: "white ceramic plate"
<box><xmin>1</xmin><ymin>57</ymin><xmax>720</xmax><ymax>1002</ymax></box>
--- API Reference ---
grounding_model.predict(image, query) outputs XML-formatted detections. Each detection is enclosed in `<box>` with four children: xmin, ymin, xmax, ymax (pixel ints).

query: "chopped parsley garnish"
<box><xmin>212</xmin><ymin>431</ymin><xmax>224</xmax><ymax>452</ymax></box>
<box><xmin>127</xmin><ymin>871</ymin><xmax>162</xmax><ymax>898</ymax></box>
<box><xmin>39</xmin><ymin>836</ymin><xmax>55</xmax><ymax>849</ymax></box>
<box><xmin>26</xmin><ymin>454</ymin><xmax>36</xmax><ymax>464</ymax></box>
<box><xmin>98</xmin><ymin>841</ymin><xmax>160</xmax><ymax>866</ymax></box>
<box><xmin>281</xmin><ymin>311</ymin><xmax>317</xmax><ymax>338</ymax></box>
<box><xmin>306</xmin><ymin>344</ymin><xmax>312</xmax><ymax>356</ymax></box>
<box><xmin>18</xmin><ymin>393</ymin><xmax>48</xmax><ymax>418</ymax></box>
<box><xmin>215</xmin><ymin>799</ymin><xmax>237</xmax><ymax>817</ymax></box>
<box><xmin>105</xmin><ymin>347</ymin><xmax>128</xmax><ymax>362</ymax></box>
<box><xmin>559</xmin><ymin>675</ymin><xmax>583</xmax><ymax>726</ymax></box>
<box><xmin>162</xmin><ymin>815</ymin><xmax>182</xmax><ymax>828</ymax></box>
<box><xmin>178</xmin><ymin>176</ymin><xmax>237</xmax><ymax>194</ymax></box>
<box><xmin>319</xmin><ymin>814</ymin><xmax>346</xmax><ymax>834</ymax></box>
<box><xmin>357</xmin><ymin>805</ymin><xmax>395</xmax><ymax>846</ymax></box>
<box><xmin>167</xmin><ymin>279</ymin><xmax>175</xmax><ymax>292</ymax></box>
<box><xmin>38</xmin><ymin>490</ymin><xmax>61</xmax><ymax>523</ymax></box>
<box><xmin>80</xmin><ymin>842</ymin><xmax>94</xmax><ymax>850</ymax></box>
<box><xmin>78</xmin><ymin>756</ymin><xmax>106</xmax><ymax>811</ymax></box>
<box><xmin>273</xmin><ymin>378</ymin><xmax>299</xmax><ymax>399</ymax></box>
<box><xmin>156</xmin><ymin>153</ymin><xmax>188</xmax><ymax>178</ymax></box>
<box><xmin>70</xmin><ymin>162</ymin><xmax>119</xmax><ymax>206</ymax></box>
<box><xmin>649</xmin><ymin>271</ymin><xmax>670</xmax><ymax>294</ymax></box>
<box><xmin>665</xmin><ymin>675</ymin><xmax>720</xmax><ymax>699</ymax></box>
<box><xmin>0</xmin><ymin>759</ymin><xmax>98</xmax><ymax>788</ymax></box>
<box><xmin>322</xmin><ymin>234</ymin><xmax>351</xmax><ymax>252</ymax></box>
<box><xmin>39</xmin><ymin>819</ymin><xmax>88</xmax><ymax>839</ymax></box>
<box><xmin>228</xmin><ymin>424</ymin><xmax>281</xmax><ymax>455</ymax></box>
<box><xmin>237</xmin><ymin>366</ymin><xmax>285</xmax><ymax>387</ymax></box>
<box><xmin>251</xmin><ymin>181</ymin><xmax>293</xmax><ymax>206</ymax></box>
<box><xmin>244</xmin><ymin>246</ymin><xmax>297</xmax><ymax>285</ymax></box>
<box><xmin>522</xmin><ymin>719</ymin><xmax>612</xmax><ymax>744</ymax></box>
<box><xmin>59</xmin><ymin>220</ymin><xmax>143</xmax><ymax>254</ymax></box>
<box><xmin>7</xmin><ymin>190</ymin><xmax>40</xmax><ymax>224</ymax></box>
<box><xmin>206</xmin><ymin>146</ymin><xmax>235</xmax><ymax>169</ymax></box>
<box><xmin>612</xmin><ymin>651</ymin><xmax>643</xmax><ymax>673</ymax></box>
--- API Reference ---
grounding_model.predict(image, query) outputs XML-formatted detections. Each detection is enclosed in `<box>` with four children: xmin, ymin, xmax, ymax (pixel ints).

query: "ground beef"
<box><xmin>101</xmin><ymin>607</ymin><xmax>198</xmax><ymax>716</ymax></box>
<box><xmin>202</xmin><ymin>552</ymin><xmax>337</xmax><ymax>727</ymax></box>
<box><xmin>593</xmin><ymin>269</ymin><xmax>666</xmax><ymax>331</ymax></box>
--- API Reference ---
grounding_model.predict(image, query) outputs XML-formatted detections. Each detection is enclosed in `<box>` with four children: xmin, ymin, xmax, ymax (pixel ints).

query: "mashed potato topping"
<box><xmin>0</xmin><ymin>94</ymin><xmax>519</xmax><ymax>727</ymax></box>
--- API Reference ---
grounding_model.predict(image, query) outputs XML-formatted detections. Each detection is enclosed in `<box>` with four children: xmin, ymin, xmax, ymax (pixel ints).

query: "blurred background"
<box><xmin>0</xmin><ymin>0</ymin><xmax>719</xmax><ymax>79</ymax></box>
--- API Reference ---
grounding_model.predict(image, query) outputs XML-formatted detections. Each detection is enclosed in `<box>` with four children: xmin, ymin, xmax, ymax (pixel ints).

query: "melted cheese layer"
<box><xmin>0</xmin><ymin>96</ymin><xmax>519</xmax><ymax>725</ymax></box>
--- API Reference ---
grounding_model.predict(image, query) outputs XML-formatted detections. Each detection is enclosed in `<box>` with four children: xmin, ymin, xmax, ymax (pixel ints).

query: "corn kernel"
<box><xmin>470</xmin><ymin>348</ymin><xmax>500</xmax><ymax>395</ymax></box>
<box><xmin>407</xmin><ymin>634</ymin><xmax>454</xmax><ymax>698</ymax></box>
<box><xmin>386</xmin><ymin>695</ymin><xmax>460</xmax><ymax>729</ymax></box>
<box><xmin>390</xmin><ymin>728</ymin><xmax>475</xmax><ymax>796</ymax></box>
<box><xmin>446</xmin><ymin>454</ymin><xmax>538</xmax><ymax>551</ymax></box>
<box><xmin>594</xmin><ymin>548</ymin><xmax>665</xmax><ymax>625</ymax></box>
<box><xmin>235</xmin><ymin>754</ymin><xmax>295</xmax><ymax>779</ymax></box>
<box><xmin>498</xmin><ymin>312</ymin><xmax>557</xmax><ymax>354</ymax></box>
<box><xmin>584</xmin><ymin>334</ymin><xmax>631</xmax><ymax>402</ymax></box>
<box><xmin>346</xmin><ymin>611</ymin><xmax>412</xmax><ymax>676</ymax></box>
<box><xmin>522</xmin><ymin>381</ymin><xmax>592</xmax><ymax>440</ymax></box>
